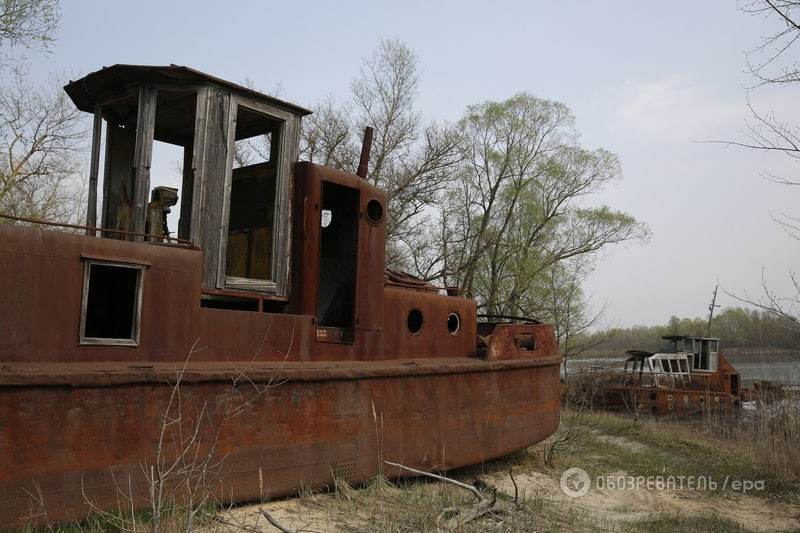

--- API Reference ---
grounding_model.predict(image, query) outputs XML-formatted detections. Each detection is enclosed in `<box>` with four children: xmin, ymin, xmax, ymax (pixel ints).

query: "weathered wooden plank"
<box><xmin>198</xmin><ymin>87</ymin><xmax>231</xmax><ymax>288</ymax></box>
<box><xmin>85</xmin><ymin>107</ymin><xmax>103</xmax><ymax>235</ymax></box>
<box><xmin>189</xmin><ymin>86</ymin><xmax>209</xmax><ymax>246</ymax></box>
<box><xmin>100</xmin><ymin>122</ymin><xmax>136</xmax><ymax>237</ymax></box>
<box><xmin>131</xmin><ymin>85</ymin><xmax>157</xmax><ymax>238</ymax></box>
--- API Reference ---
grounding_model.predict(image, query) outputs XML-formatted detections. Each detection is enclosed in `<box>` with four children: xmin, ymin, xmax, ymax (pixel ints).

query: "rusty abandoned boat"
<box><xmin>0</xmin><ymin>65</ymin><xmax>561</xmax><ymax>527</ymax></box>
<box><xmin>578</xmin><ymin>335</ymin><xmax>741</xmax><ymax>415</ymax></box>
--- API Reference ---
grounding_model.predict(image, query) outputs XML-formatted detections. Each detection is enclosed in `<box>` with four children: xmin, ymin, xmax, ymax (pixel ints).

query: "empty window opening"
<box><xmin>515</xmin><ymin>334</ymin><xmax>535</xmax><ymax>351</ymax></box>
<box><xmin>447</xmin><ymin>312</ymin><xmax>461</xmax><ymax>335</ymax></box>
<box><xmin>99</xmin><ymin>89</ymin><xmax>197</xmax><ymax>241</ymax></box>
<box><xmin>154</xmin><ymin>90</ymin><xmax>196</xmax><ymax>241</ymax></box>
<box><xmin>81</xmin><ymin>262</ymin><xmax>143</xmax><ymax>344</ymax></box>
<box><xmin>225</xmin><ymin>105</ymin><xmax>283</xmax><ymax>283</ymax></box>
<box><xmin>700</xmin><ymin>341</ymin><xmax>710</xmax><ymax>370</ymax></box>
<box><xmin>317</xmin><ymin>182</ymin><xmax>360</xmax><ymax>329</ymax></box>
<box><xmin>407</xmin><ymin>309</ymin><xmax>423</xmax><ymax>334</ymax></box>
<box><xmin>148</xmin><ymin>140</ymin><xmax>182</xmax><ymax>239</ymax></box>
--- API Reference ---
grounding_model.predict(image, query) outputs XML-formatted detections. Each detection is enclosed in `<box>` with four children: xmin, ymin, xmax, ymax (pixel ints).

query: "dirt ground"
<box><xmin>215</xmin><ymin>411</ymin><xmax>800</xmax><ymax>532</ymax></box>
<box><xmin>217</xmin><ymin>473</ymin><xmax>800</xmax><ymax>532</ymax></box>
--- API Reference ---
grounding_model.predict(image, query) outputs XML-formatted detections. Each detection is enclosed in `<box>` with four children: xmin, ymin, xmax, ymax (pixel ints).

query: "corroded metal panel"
<box><xmin>0</xmin><ymin>360</ymin><xmax>560</xmax><ymax>527</ymax></box>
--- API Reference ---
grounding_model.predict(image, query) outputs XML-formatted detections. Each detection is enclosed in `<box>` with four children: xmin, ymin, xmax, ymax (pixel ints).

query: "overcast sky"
<box><xmin>22</xmin><ymin>1</ymin><xmax>800</xmax><ymax>327</ymax></box>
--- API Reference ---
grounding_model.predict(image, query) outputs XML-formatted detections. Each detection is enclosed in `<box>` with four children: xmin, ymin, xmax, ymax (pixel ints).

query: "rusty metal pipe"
<box><xmin>0</xmin><ymin>212</ymin><xmax>193</xmax><ymax>245</ymax></box>
<box><xmin>356</xmin><ymin>126</ymin><xmax>374</xmax><ymax>179</ymax></box>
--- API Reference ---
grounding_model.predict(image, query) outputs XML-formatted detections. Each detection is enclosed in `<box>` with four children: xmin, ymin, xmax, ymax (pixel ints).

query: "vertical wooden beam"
<box><xmin>85</xmin><ymin>107</ymin><xmax>103</xmax><ymax>235</ymax></box>
<box><xmin>197</xmin><ymin>87</ymin><xmax>231</xmax><ymax>288</ymax></box>
<box><xmin>215</xmin><ymin>94</ymin><xmax>238</xmax><ymax>287</ymax></box>
<box><xmin>131</xmin><ymin>85</ymin><xmax>157</xmax><ymax>238</ymax></box>
<box><xmin>190</xmin><ymin>86</ymin><xmax>210</xmax><ymax>246</ymax></box>
<box><xmin>101</xmin><ymin>124</ymin><xmax>136</xmax><ymax>237</ymax></box>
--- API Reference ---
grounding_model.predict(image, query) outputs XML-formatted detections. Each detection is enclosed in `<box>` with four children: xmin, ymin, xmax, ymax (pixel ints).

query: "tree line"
<box><xmin>585</xmin><ymin>307</ymin><xmax>800</xmax><ymax>354</ymax></box>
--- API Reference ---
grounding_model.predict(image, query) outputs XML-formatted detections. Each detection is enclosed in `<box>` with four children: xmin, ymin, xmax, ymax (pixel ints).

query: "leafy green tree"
<box><xmin>300</xmin><ymin>42</ymin><xmax>648</xmax><ymax>358</ymax></box>
<box><xmin>429</xmin><ymin>93</ymin><xmax>648</xmax><ymax>318</ymax></box>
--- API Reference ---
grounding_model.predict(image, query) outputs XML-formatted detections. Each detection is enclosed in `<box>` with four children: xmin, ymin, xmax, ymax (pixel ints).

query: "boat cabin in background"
<box><xmin>581</xmin><ymin>335</ymin><xmax>741</xmax><ymax>415</ymax></box>
<box><xmin>661</xmin><ymin>335</ymin><xmax>720</xmax><ymax>372</ymax></box>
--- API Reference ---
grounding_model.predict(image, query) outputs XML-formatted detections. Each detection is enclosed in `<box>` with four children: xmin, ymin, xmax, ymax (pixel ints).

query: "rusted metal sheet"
<box><xmin>583</xmin><ymin>353</ymin><xmax>741</xmax><ymax>415</ymax></box>
<box><xmin>0</xmin><ymin>362</ymin><xmax>560</xmax><ymax>527</ymax></box>
<box><xmin>484</xmin><ymin>323</ymin><xmax>559</xmax><ymax>361</ymax></box>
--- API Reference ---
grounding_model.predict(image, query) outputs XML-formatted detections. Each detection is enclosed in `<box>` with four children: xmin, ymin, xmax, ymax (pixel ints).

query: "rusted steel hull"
<box><xmin>580</xmin><ymin>354</ymin><xmax>741</xmax><ymax>416</ymax></box>
<box><xmin>0</xmin><ymin>160</ymin><xmax>562</xmax><ymax>528</ymax></box>
<box><xmin>600</xmin><ymin>387</ymin><xmax>739</xmax><ymax>415</ymax></box>
<box><xmin>0</xmin><ymin>358</ymin><xmax>559</xmax><ymax>527</ymax></box>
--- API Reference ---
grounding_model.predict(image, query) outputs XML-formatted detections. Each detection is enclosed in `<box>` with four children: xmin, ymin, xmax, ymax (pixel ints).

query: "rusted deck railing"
<box><xmin>0</xmin><ymin>213</ymin><xmax>193</xmax><ymax>246</ymax></box>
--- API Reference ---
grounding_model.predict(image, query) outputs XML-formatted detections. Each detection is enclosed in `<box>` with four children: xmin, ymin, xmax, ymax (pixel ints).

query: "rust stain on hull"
<box><xmin>0</xmin><ymin>362</ymin><xmax>560</xmax><ymax>526</ymax></box>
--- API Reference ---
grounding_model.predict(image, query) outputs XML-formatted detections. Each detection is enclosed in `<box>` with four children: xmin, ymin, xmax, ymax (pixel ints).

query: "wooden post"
<box><xmin>131</xmin><ymin>85</ymin><xmax>157</xmax><ymax>239</ymax></box>
<box><xmin>189</xmin><ymin>86</ymin><xmax>210</xmax><ymax>246</ymax></box>
<box><xmin>85</xmin><ymin>107</ymin><xmax>103</xmax><ymax>235</ymax></box>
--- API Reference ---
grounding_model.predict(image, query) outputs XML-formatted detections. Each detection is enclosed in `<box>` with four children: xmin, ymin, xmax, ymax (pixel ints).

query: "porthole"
<box><xmin>407</xmin><ymin>308</ymin><xmax>423</xmax><ymax>334</ymax></box>
<box><xmin>366</xmin><ymin>199</ymin><xmax>384</xmax><ymax>224</ymax></box>
<box><xmin>447</xmin><ymin>312</ymin><xmax>461</xmax><ymax>335</ymax></box>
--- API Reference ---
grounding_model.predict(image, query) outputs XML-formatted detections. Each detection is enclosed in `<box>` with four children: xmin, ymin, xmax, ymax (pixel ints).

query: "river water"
<box><xmin>564</xmin><ymin>352</ymin><xmax>800</xmax><ymax>384</ymax></box>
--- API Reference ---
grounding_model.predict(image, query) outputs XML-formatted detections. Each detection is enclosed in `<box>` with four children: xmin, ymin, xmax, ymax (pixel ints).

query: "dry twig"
<box><xmin>384</xmin><ymin>460</ymin><xmax>508</xmax><ymax>530</ymax></box>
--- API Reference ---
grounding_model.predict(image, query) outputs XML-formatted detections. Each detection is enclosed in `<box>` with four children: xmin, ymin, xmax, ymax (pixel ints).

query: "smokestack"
<box><xmin>356</xmin><ymin>126</ymin><xmax>374</xmax><ymax>179</ymax></box>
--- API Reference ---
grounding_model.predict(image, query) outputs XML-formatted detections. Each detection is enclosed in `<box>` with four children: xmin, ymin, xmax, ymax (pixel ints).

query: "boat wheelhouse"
<box><xmin>589</xmin><ymin>336</ymin><xmax>740</xmax><ymax>415</ymax></box>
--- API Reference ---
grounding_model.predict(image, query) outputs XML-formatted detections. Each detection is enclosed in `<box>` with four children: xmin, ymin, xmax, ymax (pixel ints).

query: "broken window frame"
<box><xmin>79</xmin><ymin>258</ymin><xmax>147</xmax><ymax>346</ymax></box>
<box><xmin>217</xmin><ymin>94</ymin><xmax>296</xmax><ymax>296</ymax></box>
<box><xmin>94</xmin><ymin>84</ymin><xmax>201</xmax><ymax>242</ymax></box>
